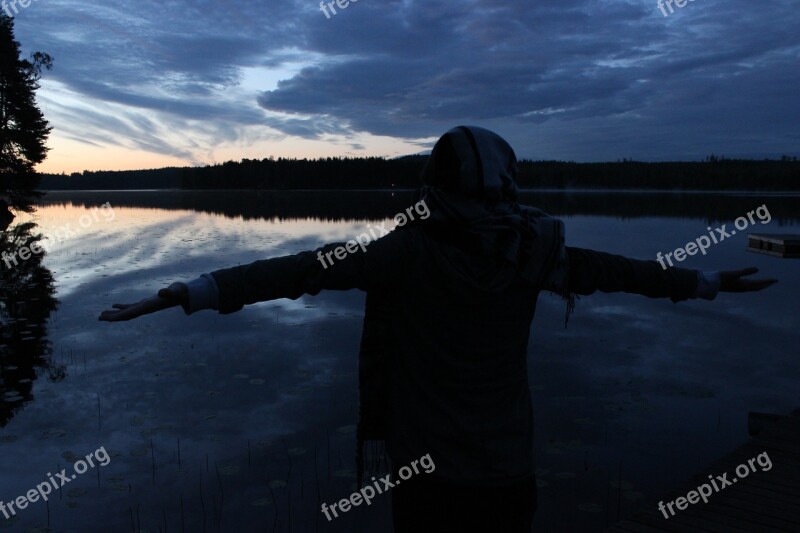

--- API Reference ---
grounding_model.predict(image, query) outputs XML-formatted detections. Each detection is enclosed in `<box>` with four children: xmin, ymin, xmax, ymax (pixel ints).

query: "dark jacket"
<box><xmin>207</xmin><ymin>226</ymin><xmax>700</xmax><ymax>483</ymax></box>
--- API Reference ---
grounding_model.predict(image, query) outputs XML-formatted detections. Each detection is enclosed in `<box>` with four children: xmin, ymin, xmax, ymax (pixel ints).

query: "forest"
<box><xmin>38</xmin><ymin>155</ymin><xmax>800</xmax><ymax>191</ymax></box>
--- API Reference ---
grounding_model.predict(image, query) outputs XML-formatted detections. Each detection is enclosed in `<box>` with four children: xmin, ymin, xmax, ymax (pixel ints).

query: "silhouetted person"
<box><xmin>100</xmin><ymin>126</ymin><xmax>776</xmax><ymax>532</ymax></box>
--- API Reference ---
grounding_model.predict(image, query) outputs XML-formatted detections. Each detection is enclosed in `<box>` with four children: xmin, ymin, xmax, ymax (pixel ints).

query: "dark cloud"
<box><xmin>13</xmin><ymin>0</ymin><xmax>800</xmax><ymax>163</ymax></box>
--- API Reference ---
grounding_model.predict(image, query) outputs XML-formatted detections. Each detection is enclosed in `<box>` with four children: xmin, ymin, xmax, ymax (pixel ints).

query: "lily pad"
<box><xmin>40</xmin><ymin>428</ymin><xmax>67</xmax><ymax>439</ymax></box>
<box><xmin>61</xmin><ymin>451</ymin><xmax>81</xmax><ymax>464</ymax></box>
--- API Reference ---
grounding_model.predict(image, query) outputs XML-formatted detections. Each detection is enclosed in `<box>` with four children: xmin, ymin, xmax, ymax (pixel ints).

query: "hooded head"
<box><xmin>420</xmin><ymin>126</ymin><xmax>519</xmax><ymax>203</ymax></box>
<box><xmin>414</xmin><ymin>126</ymin><xmax>569</xmax><ymax>299</ymax></box>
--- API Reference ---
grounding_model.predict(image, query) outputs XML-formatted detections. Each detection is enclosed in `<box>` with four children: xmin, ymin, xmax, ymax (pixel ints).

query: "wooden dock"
<box><xmin>606</xmin><ymin>410</ymin><xmax>800</xmax><ymax>532</ymax></box>
<box><xmin>748</xmin><ymin>234</ymin><xmax>800</xmax><ymax>258</ymax></box>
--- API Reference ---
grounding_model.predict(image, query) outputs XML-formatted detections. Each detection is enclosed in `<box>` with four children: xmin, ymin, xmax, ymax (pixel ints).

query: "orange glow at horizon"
<box><xmin>37</xmin><ymin>131</ymin><xmax>434</xmax><ymax>175</ymax></box>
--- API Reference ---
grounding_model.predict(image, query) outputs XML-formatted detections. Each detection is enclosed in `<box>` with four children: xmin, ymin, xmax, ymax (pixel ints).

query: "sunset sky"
<box><xmin>9</xmin><ymin>0</ymin><xmax>799</xmax><ymax>174</ymax></box>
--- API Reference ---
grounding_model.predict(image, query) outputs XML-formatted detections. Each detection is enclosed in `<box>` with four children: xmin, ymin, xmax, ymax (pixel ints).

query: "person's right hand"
<box><xmin>99</xmin><ymin>283</ymin><xmax>188</xmax><ymax>322</ymax></box>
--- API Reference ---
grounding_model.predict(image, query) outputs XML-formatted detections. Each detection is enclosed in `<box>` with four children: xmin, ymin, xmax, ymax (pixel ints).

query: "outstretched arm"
<box><xmin>99</xmin><ymin>229</ymin><xmax>414</xmax><ymax>322</ymax></box>
<box><xmin>560</xmin><ymin>247</ymin><xmax>776</xmax><ymax>301</ymax></box>
<box><xmin>98</xmin><ymin>282</ymin><xmax>188</xmax><ymax>322</ymax></box>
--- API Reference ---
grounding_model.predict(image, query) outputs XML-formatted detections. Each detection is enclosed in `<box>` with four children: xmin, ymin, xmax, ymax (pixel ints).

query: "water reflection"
<box><xmin>0</xmin><ymin>190</ymin><xmax>796</xmax><ymax>532</ymax></box>
<box><xmin>0</xmin><ymin>217</ymin><xmax>61</xmax><ymax>427</ymax></box>
<box><xmin>38</xmin><ymin>190</ymin><xmax>800</xmax><ymax>225</ymax></box>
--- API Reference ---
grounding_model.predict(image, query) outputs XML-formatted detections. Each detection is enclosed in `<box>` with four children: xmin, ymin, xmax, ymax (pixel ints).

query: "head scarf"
<box><xmin>417</xmin><ymin>126</ymin><xmax>568</xmax><ymax>288</ymax></box>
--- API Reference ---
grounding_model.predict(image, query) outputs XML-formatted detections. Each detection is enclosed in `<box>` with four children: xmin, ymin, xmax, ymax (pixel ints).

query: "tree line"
<box><xmin>40</xmin><ymin>155</ymin><xmax>800</xmax><ymax>191</ymax></box>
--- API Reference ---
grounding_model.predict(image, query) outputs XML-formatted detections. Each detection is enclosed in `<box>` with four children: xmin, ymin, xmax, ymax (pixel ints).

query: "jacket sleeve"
<box><xmin>561</xmin><ymin>246</ymin><xmax>700</xmax><ymax>302</ymax></box>
<box><xmin>208</xmin><ymin>229</ymin><xmax>413</xmax><ymax>314</ymax></box>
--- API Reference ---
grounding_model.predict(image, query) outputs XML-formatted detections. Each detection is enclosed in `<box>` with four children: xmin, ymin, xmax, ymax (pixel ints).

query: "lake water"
<box><xmin>1</xmin><ymin>190</ymin><xmax>798</xmax><ymax>532</ymax></box>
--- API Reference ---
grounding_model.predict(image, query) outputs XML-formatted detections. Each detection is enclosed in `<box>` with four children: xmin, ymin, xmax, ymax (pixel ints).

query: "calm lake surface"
<box><xmin>1</xmin><ymin>190</ymin><xmax>798</xmax><ymax>532</ymax></box>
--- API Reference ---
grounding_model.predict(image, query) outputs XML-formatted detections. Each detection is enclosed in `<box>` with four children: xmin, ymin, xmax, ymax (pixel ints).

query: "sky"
<box><xmin>8</xmin><ymin>0</ymin><xmax>800</xmax><ymax>174</ymax></box>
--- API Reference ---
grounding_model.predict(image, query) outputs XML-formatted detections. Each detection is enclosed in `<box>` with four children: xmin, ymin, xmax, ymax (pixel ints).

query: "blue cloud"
<box><xmin>12</xmin><ymin>0</ymin><xmax>800</xmax><ymax>162</ymax></box>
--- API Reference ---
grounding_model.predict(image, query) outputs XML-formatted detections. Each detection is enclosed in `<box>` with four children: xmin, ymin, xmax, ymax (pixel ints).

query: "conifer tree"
<box><xmin>0</xmin><ymin>14</ymin><xmax>52</xmax><ymax>212</ymax></box>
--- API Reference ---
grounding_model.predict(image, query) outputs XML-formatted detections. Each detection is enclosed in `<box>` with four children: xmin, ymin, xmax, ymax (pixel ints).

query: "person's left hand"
<box><xmin>719</xmin><ymin>267</ymin><xmax>778</xmax><ymax>293</ymax></box>
<box><xmin>99</xmin><ymin>283</ymin><xmax>187</xmax><ymax>322</ymax></box>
